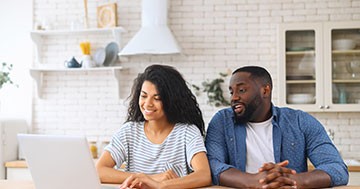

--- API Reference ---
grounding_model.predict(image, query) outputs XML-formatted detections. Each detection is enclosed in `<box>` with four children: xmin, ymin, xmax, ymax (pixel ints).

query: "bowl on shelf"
<box><xmin>332</xmin><ymin>39</ymin><xmax>356</xmax><ymax>50</ymax></box>
<box><xmin>287</xmin><ymin>93</ymin><xmax>315</xmax><ymax>104</ymax></box>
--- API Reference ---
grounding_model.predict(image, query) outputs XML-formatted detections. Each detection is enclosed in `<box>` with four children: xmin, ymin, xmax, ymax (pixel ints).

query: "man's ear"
<box><xmin>262</xmin><ymin>84</ymin><xmax>271</xmax><ymax>98</ymax></box>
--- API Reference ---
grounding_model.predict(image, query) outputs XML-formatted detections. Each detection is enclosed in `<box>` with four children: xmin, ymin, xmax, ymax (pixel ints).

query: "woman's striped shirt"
<box><xmin>105</xmin><ymin>121</ymin><xmax>206</xmax><ymax>177</ymax></box>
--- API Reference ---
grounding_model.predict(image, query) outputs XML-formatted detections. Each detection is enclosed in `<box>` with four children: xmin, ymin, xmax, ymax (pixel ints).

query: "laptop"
<box><xmin>17</xmin><ymin>134</ymin><xmax>118</xmax><ymax>189</ymax></box>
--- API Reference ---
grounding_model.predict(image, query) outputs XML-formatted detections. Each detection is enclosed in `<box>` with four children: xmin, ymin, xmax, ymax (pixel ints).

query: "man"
<box><xmin>205</xmin><ymin>66</ymin><xmax>348</xmax><ymax>188</ymax></box>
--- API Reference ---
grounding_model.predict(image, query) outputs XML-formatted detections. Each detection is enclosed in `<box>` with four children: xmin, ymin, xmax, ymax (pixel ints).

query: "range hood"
<box><xmin>118</xmin><ymin>0</ymin><xmax>181</xmax><ymax>56</ymax></box>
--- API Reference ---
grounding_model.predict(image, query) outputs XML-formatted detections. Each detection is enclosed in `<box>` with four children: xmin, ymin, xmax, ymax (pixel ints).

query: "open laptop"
<box><xmin>17</xmin><ymin>134</ymin><xmax>118</xmax><ymax>189</ymax></box>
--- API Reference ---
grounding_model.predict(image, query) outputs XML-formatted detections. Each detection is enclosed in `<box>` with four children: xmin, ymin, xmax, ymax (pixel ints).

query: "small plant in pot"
<box><xmin>193</xmin><ymin>72</ymin><xmax>230</xmax><ymax>107</ymax></box>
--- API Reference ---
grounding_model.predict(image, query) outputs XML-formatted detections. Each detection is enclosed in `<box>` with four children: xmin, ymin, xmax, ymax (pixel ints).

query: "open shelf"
<box><xmin>29</xmin><ymin>66</ymin><xmax>127</xmax><ymax>99</ymax></box>
<box><xmin>30</xmin><ymin>27</ymin><xmax>125</xmax><ymax>64</ymax></box>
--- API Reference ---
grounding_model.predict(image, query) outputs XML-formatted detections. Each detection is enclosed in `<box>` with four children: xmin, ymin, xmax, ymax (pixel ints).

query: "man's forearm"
<box><xmin>219</xmin><ymin>168</ymin><xmax>262</xmax><ymax>188</ymax></box>
<box><xmin>290</xmin><ymin>170</ymin><xmax>331</xmax><ymax>189</ymax></box>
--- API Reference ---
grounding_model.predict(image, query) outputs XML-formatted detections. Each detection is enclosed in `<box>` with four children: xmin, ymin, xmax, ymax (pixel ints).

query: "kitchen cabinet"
<box><xmin>278</xmin><ymin>21</ymin><xmax>360</xmax><ymax>112</ymax></box>
<box><xmin>30</xmin><ymin>27</ymin><xmax>127</xmax><ymax>99</ymax></box>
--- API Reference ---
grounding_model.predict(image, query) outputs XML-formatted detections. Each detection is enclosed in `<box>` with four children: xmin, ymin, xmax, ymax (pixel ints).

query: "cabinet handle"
<box><xmin>325</xmin><ymin>105</ymin><xmax>330</xmax><ymax>109</ymax></box>
<box><xmin>319</xmin><ymin>105</ymin><xmax>324</xmax><ymax>109</ymax></box>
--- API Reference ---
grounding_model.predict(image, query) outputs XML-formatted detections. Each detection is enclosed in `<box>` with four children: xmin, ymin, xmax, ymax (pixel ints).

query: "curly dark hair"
<box><xmin>126</xmin><ymin>64</ymin><xmax>205</xmax><ymax>136</ymax></box>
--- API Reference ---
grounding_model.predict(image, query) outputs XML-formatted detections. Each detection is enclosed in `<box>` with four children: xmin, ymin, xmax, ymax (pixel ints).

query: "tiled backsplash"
<box><xmin>32</xmin><ymin>0</ymin><xmax>360</xmax><ymax>160</ymax></box>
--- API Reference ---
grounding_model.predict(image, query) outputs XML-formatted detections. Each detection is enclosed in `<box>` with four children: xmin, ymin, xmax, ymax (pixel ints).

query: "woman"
<box><xmin>96</xmin><ymin>64</ymin><xmax>211</xmax><ymax>189</ymax></box>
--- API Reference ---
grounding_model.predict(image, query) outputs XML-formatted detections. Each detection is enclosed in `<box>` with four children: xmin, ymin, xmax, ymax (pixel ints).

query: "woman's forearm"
<box><xmin>97</xmin><ymin>166</ymin><xmax>133</xmax><ymax>184</ymax></box>
<box><xmin>160</xmin><ymin>168</ymin><xmax>212</xmax><ymax>189</ymax></box>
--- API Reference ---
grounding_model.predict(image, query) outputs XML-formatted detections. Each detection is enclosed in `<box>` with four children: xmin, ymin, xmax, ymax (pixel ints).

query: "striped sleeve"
<box><xmin>185</xmin><ymin>124</ymin><xmax>207</xmax><ymax>170</ymax></box>
<box><xmin>104</xmin><ymin>123</ymin><xmax>129</xmax><ymax>168</ymax></box>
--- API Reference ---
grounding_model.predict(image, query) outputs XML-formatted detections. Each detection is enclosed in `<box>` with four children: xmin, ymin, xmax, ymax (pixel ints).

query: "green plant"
<box><xmin>0</xmin><ymin>62</ymin><xmax>15</xmax><ymax>89</ymax></box>
<box><xmin>193</xmin><ymin>72</ymin><xmax>230</xmax><ymax>107</ymax></box>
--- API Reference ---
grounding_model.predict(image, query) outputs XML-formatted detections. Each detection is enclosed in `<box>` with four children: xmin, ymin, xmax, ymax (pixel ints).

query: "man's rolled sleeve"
<box><xmin>316</xmin><ymin>163</ymin><xmax>348</xmax><ymax>186</ymax></box>
<box><xmin>300</xmin><ymin>111</ymin><xmax>349</xmax><ymax>186</ymax></box>
<box><xmin>205</xmin><ymin>110</ymin><xmax>234</xmax><ymax>185</ymax></box>
<box><xmin>208</xmin><ymin>157</ymin><xmax>235</xmax><ymax>185</ymax></box>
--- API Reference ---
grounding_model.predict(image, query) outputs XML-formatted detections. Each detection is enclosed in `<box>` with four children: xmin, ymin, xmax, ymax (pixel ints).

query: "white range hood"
<box><xmin>118</xmin><ymin>0</ymin><xmax>181</xmax><ymax>56</ymax></box>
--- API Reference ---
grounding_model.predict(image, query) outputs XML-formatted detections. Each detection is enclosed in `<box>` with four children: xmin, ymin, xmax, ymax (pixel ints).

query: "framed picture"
<box><xmin>97</xmin><ymin>3</ymin><xmax>117</xmax><ymax>28</ymax></box>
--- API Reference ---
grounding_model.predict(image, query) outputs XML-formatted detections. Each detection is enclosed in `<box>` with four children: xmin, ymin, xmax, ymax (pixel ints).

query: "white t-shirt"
<box><xmin>105</xmin><ymin>121</ymin><xmax>206</xmax><ymax>177</ymax></box>
<box><xmin>245</xmin><ymin>117</ymin><xmax>275</xmax><ymax>173</ymax></box>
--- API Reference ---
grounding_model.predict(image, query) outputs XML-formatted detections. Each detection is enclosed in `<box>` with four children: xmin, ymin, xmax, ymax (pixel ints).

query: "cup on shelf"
<box><xmin>346</xmin><ymin>61</ymin><xmax>360</xmax><ymax>78</ymax></box>
<box><xmin>81</xmin><ymin>55</ymin><xmax>96</xmax><ymax>68</ymax></box>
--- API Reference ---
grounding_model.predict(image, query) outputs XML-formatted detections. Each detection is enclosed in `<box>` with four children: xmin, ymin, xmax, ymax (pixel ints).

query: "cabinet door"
<box><xmin>278</xmin><ymin>23</ymin><xmax>323</xmax><ymax>112</ymax></box>
<box><xmin>323</xmin><ymin>22</ymin><xmax>360</xmax><ymax>112</ymax></box>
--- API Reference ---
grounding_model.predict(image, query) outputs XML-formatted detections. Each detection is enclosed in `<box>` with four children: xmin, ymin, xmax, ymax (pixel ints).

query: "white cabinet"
<box><xmin>278</xmin><ymin>21</ymin><xmax>360</xmax><ymax>112</ymax></box>
<box><xmin>30</xmin><ymin>27</ymin><xmax>127</xmax><ymax>99</ymax></box>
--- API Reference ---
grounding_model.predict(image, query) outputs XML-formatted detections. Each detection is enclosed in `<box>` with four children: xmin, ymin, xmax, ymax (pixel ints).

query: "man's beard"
<box><xmin>232</xmin><ymin>96</ymin><xmax>260</xmax><ymax>124</ymax></box>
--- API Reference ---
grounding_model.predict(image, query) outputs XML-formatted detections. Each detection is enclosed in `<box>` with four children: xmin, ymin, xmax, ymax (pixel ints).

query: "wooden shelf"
<box><xmin>286</xmin><ymin>51</ymin><xmax>315</xmax><ymax>55</ymax></box>
<box><xmin>333</xmin><ymin>79</ymin><xmax>360</xmax><ymax>83</ymax></box>
<box><xmin>332</xmin><ymin>49</ymin><xmax>360</xmax><ymax>54</ymax></box>
<box><xmin>286</xmin><ymin>80</ymin><xmax>316</xmax><ymax>84</ymax></box>
<box><xmin>29</xmin><ymin>66</ymin><xmax>127</xmax><ymax>99</ymax></box>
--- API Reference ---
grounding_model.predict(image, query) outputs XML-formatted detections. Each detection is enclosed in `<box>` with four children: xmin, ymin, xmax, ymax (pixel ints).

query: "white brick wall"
<box><xmin>32</xmin><ymin>0</ymin><xmax>360</xmax><ymax>160</ymax></box>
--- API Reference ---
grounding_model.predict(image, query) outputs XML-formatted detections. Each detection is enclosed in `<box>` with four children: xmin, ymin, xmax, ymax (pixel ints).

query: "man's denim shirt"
<box><xmin>205</xmin><ymin>105</ymin><xmax>348</xmax><ymax>186</ymax></box>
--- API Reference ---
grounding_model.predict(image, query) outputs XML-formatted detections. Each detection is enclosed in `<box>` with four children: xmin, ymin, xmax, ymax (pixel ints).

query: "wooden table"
<box><xmin>0</xmin><ymin>180</ymin><xmax>230</xmax><ymax>189</ymax></box>
<box><xmin>0</xmin><ymin>180</ymin><xmax>359</xmax><ymax>189</ymax></box>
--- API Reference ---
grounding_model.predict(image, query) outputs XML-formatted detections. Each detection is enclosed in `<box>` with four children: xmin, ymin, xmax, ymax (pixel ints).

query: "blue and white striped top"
<box><xmin>105</xmin><ymin>121</ymin><xmax>206</xmax><ymax>177</ymax></box>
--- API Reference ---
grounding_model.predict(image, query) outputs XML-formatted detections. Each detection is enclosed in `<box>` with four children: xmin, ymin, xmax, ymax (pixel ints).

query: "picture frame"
<box><xmin>97</xmin><ymin>3</ymin><xmax>117</xmax><ymax>28</ymax></box>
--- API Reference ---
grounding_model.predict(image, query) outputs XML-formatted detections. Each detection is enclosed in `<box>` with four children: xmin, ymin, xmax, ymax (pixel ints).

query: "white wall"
<box><xmin>0</xmin><ymin>0</ymin><xmax>33</xmax><ymax>123</ymax></box>
<box><xmin>31</xmin><ymin>0</ymin><xmax>360</xmax><ymax>159</ymax></box>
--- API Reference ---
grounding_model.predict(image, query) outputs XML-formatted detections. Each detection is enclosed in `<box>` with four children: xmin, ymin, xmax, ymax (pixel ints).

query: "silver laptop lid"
<box><xmin>17</xmin><ymin>134</ymin><xmax>103</xmax><ymax>189</ymax></box>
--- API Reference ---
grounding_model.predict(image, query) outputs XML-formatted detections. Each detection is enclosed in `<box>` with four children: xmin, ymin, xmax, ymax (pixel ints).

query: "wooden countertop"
<box><xmin>6</xmin><ymin>160</ymin><xmax>360</xmax><ymax>172</ymax></box>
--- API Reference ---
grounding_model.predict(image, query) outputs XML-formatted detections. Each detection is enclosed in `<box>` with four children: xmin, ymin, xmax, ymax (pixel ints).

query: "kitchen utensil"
<box><xmin>338</xmin><ymin>87</ymin><xmax>347</xmax><ymax>104</ymax></box>
<box><xmin>93</xmin><ymin>47</ymin><xmax>106</xmax><ymax>66</ymax></box>
<box><xmin>286</xmin><ymin>47</ymin><xmax>314</xmax><ymax>51</ymax></box>
<box><xmin>80</xmin><ymin>41</ymin><xmax>91</xmax><ymax>55</ymax></box>
<box><xmin>64</xmin><ymin>57</ymin><xmax>82</xmax><ymax>68</ymax></box>
<box><xmin>286</xmin><ymin>75</ymin><xmax>314</xmax><ymax>80</ymax></box>
<box><xmin>103</xmin><ymin>42</ymin><xmax>119</xmax><ymax>66</ymax></box>
<box><xmin>287</xmin><ymin>93</ymin><xmax>315</xmax><ymax>104</ymax></box>
<box><xmin>81</xmin><ymin>55</ymin><xmax>95</xmax><ymax>68</ymax></box>
<box><xmin>83</xmin><ymin>0</ymin><xmax>89</xmax><ymax>28</ymax></box>
<box><xmin>332</xmin><ymin>61</ymin><xmax>342</xmax><ymax>79</ymax></box>
<box><xmin>346</xmin><ymin>61</ymin><xmax>360</xmax><ymax>78</ymax></box>
<box><xmin>332</xmin><ymin>39</ymin><xmax>356</xmax><ymax>50</ymax></box>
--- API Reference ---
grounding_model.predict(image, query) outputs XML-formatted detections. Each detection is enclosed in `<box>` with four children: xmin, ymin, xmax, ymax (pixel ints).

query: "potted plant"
<box><xmin>192</xmin><ymin>72</ymin><xmax>230</xmax><ymax>107</ymax></box>
<box><xmin>0</xmin><ymin>62</ymin><xmax>15</xmax><ymax>89</ymax></box>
